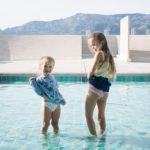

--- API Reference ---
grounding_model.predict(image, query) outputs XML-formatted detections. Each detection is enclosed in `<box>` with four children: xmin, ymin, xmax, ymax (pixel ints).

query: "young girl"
<box><xmin>30</xmin><ymin>56</ymin><xmax>66</xmax><ymax>134</ymax></box>
<box><xmin>85</xmin><ymin>32</ymin><xmax>116</xmax><ymax>136</ymax></box>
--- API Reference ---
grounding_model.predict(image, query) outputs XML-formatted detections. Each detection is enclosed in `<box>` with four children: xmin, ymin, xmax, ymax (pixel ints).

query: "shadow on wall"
<box><xmin>106</xmin><ymin>36</ymin><xmax>119</xmax><ymax>56</ymax></box>
<box><xmin>0</xmin><ymin>36</ymin><xmax>11</xmax><ymax>61</ymax></box>
<box><xmin>82</xmin><ymin>36</ymin><xmax>93</xmax><ymax>58</ymax></box>
<box><xmin>130</xmin><ymin>50</ymin><xmax>150</xmax><ymax>62</ymax></box>
<box><xmin>82</xmin><ymin>35</ymin><xmax>119</xmax><ymax>58</ymax></box>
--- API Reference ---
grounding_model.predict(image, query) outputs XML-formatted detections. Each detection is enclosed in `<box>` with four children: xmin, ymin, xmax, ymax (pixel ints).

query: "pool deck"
<box><xmin>0</xmin><ymin>58</ymin><xmax>150</xmax><ymax>75</ymax></box>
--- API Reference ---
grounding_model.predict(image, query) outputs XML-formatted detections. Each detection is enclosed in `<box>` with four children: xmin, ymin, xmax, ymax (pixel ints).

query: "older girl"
<box><xmin>85</xmin><ymin>32</ymin><xmax>116</xmax><ymax>136</ymax></box>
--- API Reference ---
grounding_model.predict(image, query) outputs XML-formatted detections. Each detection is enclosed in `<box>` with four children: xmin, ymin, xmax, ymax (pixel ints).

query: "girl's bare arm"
<box><xmin>87</xmin><ymin>51</ymin><xmax>102</xmax><ymax>79</ymax></box>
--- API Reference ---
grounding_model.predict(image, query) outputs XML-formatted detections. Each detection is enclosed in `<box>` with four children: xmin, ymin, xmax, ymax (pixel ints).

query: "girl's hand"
<box><xmin>95</xmin><ymin>50</ymin><xmax>101</xmax><ymax>56</ymax></box>
<box><xmin>87</xmin><ymin>51</ymin><xmax>103</xmax><ymax>80</ymax></box>
<box><xmin>87</xmin><ymin>73</ymin><xmax>90</xmax><ymax>80</ymax></box>
<box><xmin>29</xmin><ymin>77</ymin><xmax>36</xmax><ymax>80</ymax></box>
<box><xmin>87</xmin><ymin>72</ymin><xmax>92</xmax><ymax>79</ymax></box>
<box><xmin>63</xmin><ymin>100</ymin><xmax>66</xmax><ymax>105</ymax></box>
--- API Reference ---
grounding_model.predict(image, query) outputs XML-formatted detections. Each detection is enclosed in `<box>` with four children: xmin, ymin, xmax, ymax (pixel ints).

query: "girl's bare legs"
<box><xmin>41</xmin><ymin>106</ymin><xmax>52</xmax><ymax>134</ymax></box>
<box><xmin>51</xmin><ymin>105</ymin><xmax>60</xmax><ymax>133</ymax></box>
<box><xmin>85</xmin><ymin>90</ymin><xmax>99</xmax><ymax>136</ymax></box>
<box><xmin>96</xmin><ymin>93</ymin><xmax>108</xmax><ymax>135</ymax></box>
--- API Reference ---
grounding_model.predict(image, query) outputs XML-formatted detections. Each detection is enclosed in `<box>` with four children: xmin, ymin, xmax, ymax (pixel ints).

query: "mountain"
<box><xmin>0</xmin><ymin>13</ymin><xmax>150</xmax><ymax>35</ymax></box>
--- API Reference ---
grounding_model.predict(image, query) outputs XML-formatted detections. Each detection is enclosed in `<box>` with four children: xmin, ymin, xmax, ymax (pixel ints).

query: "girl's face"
<box><xmin>40</xmin><ymin>61</ymin><xmax>54</xmax><ymax>76</ymax></box>
<box><xmin>88</xmin><ymin>38</ymin><xmax>102</xmax><ymax>53</ymax></box>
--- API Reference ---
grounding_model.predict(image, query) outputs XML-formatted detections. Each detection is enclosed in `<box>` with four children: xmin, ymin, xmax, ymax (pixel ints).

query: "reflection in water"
<box><xmin>41</xmin><ymin>133</ymin><xmax>61</xmax><ymax>149</ymax></box>
<box><xmin>83</xmin><ymin>134</ymin><xmax>107</xmax><ymax>149</ymax></box>
<box><xmin>40</xmin><ymin>132</ymin><xmax>108</xmax><ymax>149</ymax></box>
<box><xmin>40</xmin><ymin>132</ymin><xmax>150</xmax><ymax>149</ymax></box>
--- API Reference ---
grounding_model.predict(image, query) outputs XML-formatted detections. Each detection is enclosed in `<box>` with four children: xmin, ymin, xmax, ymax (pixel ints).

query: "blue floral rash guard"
<box><xmin>29</xmin><ymin>75</ymin><xmax>65</xmax><ymax>105</ymax></box>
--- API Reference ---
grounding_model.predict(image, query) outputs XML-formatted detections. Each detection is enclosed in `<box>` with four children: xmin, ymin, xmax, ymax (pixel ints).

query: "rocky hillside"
<box><xmin>0</xmin><ymin>13</ymin><xmax>149</xmax><ymax>35</ymax></box>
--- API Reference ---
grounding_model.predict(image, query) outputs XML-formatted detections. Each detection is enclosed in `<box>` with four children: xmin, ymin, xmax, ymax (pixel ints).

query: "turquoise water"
<box><xmin>0</xmin><ymin>82</ymin><xmax>150</xmax><ymax>150</ymax></box>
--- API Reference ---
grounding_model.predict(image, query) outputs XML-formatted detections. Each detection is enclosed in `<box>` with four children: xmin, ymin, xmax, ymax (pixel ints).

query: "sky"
<box><xmin>0</xmin><ymin>0</ymin><xmax>150</xmax><ymax>29</ymax></box>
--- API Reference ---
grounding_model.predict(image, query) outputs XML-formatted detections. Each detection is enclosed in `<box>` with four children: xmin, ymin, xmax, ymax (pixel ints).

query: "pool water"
<box><xmin>0</xmin><ymin>82</ymin><xmax>150</xmax><ymax>150</ymax></box>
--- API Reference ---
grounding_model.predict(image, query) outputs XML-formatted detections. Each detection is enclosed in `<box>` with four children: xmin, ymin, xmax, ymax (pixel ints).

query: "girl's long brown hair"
<box><xmin>88</xmin><ymin>32</ymin><xmax>116</xmax><ymax>78</ymax></box>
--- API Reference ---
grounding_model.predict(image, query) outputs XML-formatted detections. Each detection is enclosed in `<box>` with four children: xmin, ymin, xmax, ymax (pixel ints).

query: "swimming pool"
<box><xmin>0</xmin><ymin>82</ymin><xmax>150</xmax><ymax>150</ymax></box>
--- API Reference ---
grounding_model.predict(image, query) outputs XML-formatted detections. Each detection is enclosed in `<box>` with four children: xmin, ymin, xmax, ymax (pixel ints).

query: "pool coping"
<box><xmin>1</xmin><ymin>58</ymin><xmax>150</xmax><ymax>75</ymax></box>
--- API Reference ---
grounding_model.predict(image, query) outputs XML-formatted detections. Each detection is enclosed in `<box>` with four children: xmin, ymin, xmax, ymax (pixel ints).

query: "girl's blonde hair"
<box><xmin>88</xmin><ymin>32</ymin><xmax>116</xmax><ymax>78</ymax></box>
<box><xmin>39</xmin><ymin>56</ymin><xmax>55</xmax><ymax>74</ymax></box>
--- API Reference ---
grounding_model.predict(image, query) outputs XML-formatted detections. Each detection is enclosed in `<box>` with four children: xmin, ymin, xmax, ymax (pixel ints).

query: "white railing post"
<box><xmin>117</xmin><ymin>16</ymin><xmax>131</xmax><ymax>61</ymax></box>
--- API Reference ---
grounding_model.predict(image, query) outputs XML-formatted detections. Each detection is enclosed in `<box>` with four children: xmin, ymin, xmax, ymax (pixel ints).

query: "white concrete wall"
<box><xmin>0</xmin><ymin>35</ymin><xmax>82</xmax><ymax>61</ymax></box>
<box><xmin>129</xmin><ymin>35</ymin><xmax>150</xmax><ymax>51</ymax></box>
<box><xmin>1</xmin><ymin>34</ymin><xmax>149</xmax><ymax>62</ymax></box>
<box><xmin>0</xmin><ymin>36</ymin><xmax>11</xmax><ymax>60</ymax></box>
<box><xmin>0</xmin><ymin>35</ymin><xmax>120</xmax><ymax>61</ymax></box>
